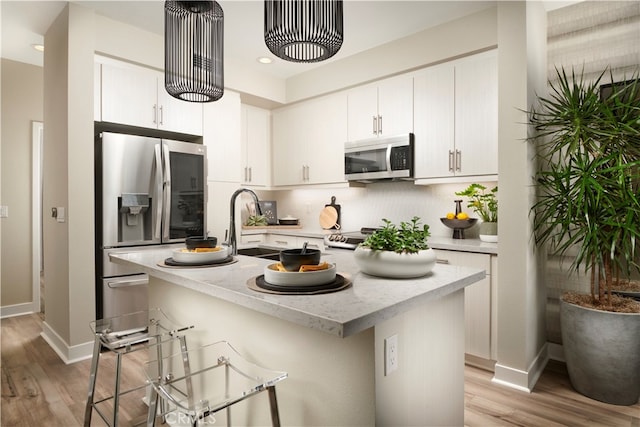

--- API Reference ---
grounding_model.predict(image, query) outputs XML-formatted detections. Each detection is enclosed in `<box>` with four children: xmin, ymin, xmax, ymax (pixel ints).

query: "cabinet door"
<box><xmin>434</xmin><ymin>249</ymin><xmax>491</xmax><ymax>359</ymax></box>
<box><xmin>265</xmin><ymin>234</ymin><xmax>297</xmax><ymax>249</ymax></box>
<box><xmin>272</xmin><ymin>105</ymin><xmax>308</xmax><ymax>186</ymax></box>
<box><xmin>413</xmin><ymin>64</ymin><xmax>455</xmax><ymax>179</ymax></box>
<box><xmin>347</xmin><ymin>83</ymin><xmax>378</xmax><ymax>141</ymax></box>
<box><xmin>242</xmin><ymin>105</ymin><xmax>270</xmax><ymax>186</ymax></box>
<box><xmin>305</xmin><ymin>92</ymin><xmax>348</xmax><ymax>185</ymax></box>
<box><xmin>101</xmin><ymin>62</ymin><xmax>158</xmax><ymax>129</ymax></box>
<box><xmin>454</xmin><ymin>50</ymin><xmax>498</xmax><ymax>176</ymax></box>
<box><xmin>377</xmin><ymin>74</ymin><xmax>413</xmax><ymax>137</ymax></box>
<box><xmin>204</xmin><ymin>91</ymin><xmax>242</xmax><ymax>183</ymax></box>
<box><xmin>157</xmin><ymin>77</ymin><xmax>203</xmax><ymax>135</ymax></box>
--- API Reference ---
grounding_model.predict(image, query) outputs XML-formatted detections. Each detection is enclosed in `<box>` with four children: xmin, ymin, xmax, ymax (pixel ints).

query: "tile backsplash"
<box><xmin>258</xmin><ymin>180</ymin><xmax>498</xmax><ymax>238</ymax></box>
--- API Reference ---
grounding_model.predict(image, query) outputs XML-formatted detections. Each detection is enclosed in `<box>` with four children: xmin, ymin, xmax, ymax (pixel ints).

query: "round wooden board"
<box><xmin>319</xmin><ymin>205</ymin><xmax>338</xmax><ymax>229</ymax></box>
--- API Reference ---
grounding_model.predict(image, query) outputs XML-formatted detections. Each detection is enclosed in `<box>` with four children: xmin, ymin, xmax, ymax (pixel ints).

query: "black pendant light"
<box><xmin>264</xmin><ymin>0</ymin><xmax>344</xmax><ymax>63</ymax></box>
<box><xmin>165</xmin><ymin>1</ymin><xmax>224</xmax><ymax>102</ymax></box>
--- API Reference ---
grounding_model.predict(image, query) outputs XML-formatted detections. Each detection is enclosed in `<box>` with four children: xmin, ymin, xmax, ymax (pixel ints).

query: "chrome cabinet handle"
<box><xmin>436</xmin><ymin>259</ymin><xmax>450</xmax><ymax>264</ymax></box>
<box><xmin>373</xmin><ymin>116</ymin><xmax>377</xmax><ymax>135</ymax></box>
<box><xmin>153</xmin><ymin>104</ymin><xmax>157</xmax><ymax>124</ymax></box>
<box><xmin>159</xmin><ymin>105</ymin><xmax>164</xmax><ymax>125</ymax></box>
<box><xmin>378</xmin><ymin>115</ymin><xmax>383</xmax><ymax>134</ymax></box>
<box><xmin>455</xmin><ymin>149</ymin><xmax>462</xmax><ymax>172</ymax></box>
<box><xmin>448</xmin><ymin>150</ymin><xmax>454</xmax><ymax>172</ymax></box>
<box><xmin>248</xmin><ymin>167</ymin><xmax>252</xmax><ymax>182</ymax></box>
<box><xmin>244</xmin><ymin>167</ymin><xmax>248</xmax><ymax>182</ymax></box>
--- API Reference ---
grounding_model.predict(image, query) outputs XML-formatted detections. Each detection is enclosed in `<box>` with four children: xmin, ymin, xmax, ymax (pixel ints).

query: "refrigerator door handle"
<box><xmin>153</xmin><ymin>144</ymin><xmax>163</xmax><ymax>239</ymax></box>
<box><xmin>162</xmin><ymin>144</ymin><xmax>172</xmax><ymax>241</ymax></box>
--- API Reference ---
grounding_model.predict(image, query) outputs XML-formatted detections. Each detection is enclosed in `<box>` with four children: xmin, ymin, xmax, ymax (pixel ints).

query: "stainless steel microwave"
<box><xmin>345</xmin><ymin>133</ymin><xmax>414</xmax><ymax>182</ymax></box>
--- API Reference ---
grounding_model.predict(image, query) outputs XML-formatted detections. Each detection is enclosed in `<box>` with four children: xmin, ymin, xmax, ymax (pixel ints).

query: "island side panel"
<box><xmin>149</xmin><ymin>276</ymin><xmax>376</xmax><ymax>426</ymax></box>
<box><xmin>375</xmin><ymin>289</ymin><xmax>465</xmax><ymax>426</ymax></box>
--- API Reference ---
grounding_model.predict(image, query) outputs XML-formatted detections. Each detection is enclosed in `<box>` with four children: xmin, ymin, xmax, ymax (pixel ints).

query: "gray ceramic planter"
<box><xmin>560</xmin><ymin>297</ymin><xmax>640</xmax><ymax>405</ymax></box>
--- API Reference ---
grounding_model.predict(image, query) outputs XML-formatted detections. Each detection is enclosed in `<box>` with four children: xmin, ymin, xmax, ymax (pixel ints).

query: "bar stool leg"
<box><xmin>110</xmin><ymin>352</ymin><xmax>124</xmax><ymax>427</ymax></box>
<box><xmin>267</xmin><ymin>386</ymin><xmax>281</xmax><ymax>427</ymax></box>
<box><xmin>84</xmin><ymin>337</ymin><xmax>102</xmax><ymax>426</ymax></box>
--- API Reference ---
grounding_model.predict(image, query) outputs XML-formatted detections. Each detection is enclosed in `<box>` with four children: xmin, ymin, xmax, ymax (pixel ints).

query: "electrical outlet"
<box><xmin>384</xmin><ymin>334</ymin><xmax>398</xmax><ymax>376</ymax></box>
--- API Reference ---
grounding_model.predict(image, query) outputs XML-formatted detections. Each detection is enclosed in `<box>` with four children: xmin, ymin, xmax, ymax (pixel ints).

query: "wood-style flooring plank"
<box><xmin>2</xmin><ymin>313</ymin><xmax>639</xmax><ymax>426</ymax></box>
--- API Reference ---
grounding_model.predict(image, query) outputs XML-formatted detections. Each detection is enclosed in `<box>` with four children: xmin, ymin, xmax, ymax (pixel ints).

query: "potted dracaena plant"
<box><xmin>354</xmin><ymin>217</ymin><xmax>436</xmax><ymax>278</ymax></box>
<box><xmin>527</xmin><ymin>67</ymin><xmax>640</xmax><ymax>405</ymax></box>
<box><xmin>455</xmin><ymin>183</ymin><xmax>498</xmax><ymax>242</ymax></box>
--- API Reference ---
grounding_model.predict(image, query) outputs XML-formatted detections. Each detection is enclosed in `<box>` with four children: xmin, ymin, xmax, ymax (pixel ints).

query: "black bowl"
<box><xmin>279</xmin><ymin>248</ymin><xmax>321</xmax><ymax>272</ymax></box>
<box><xmin>185</xmin><ymin>236</ymin><xmax>218</xmax><ymax>250</ymax></box>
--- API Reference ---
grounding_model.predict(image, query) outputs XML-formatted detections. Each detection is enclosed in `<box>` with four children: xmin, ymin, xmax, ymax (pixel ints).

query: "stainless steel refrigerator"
<box><xmin>95</xmin><ymin>131</ymin><xmax>207</xmax><ymax>319</ymax></box>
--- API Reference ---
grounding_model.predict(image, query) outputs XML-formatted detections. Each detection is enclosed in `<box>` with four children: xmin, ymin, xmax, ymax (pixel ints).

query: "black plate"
<box><xmin>256</xmin><ymin>274</ymin><xmax>346</xmax><ymax>293</ymax></box>
<box><xmin>164</xmin><ymin>256</ymin><xmax>234</xmax><ymax>267</ymax></box>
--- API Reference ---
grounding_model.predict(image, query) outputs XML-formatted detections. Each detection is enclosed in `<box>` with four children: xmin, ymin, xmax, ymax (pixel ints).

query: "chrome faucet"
<box><xmin>226</xmin><ymin>188</ymin><xmax>261</xmax><ymax>256</ymax></box>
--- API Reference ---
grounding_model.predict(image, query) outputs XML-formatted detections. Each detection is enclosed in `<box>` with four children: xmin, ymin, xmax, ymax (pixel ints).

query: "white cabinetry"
<box><xmin>414</xmin><ymin>50</ymin><xmax>497</xmax><ymax>180</ymax></box>
<box><xmin>347</xmin><ymin>75</ymin><xmax>413</xmax><ymax>141</ymax></box>
<box><xmin>433</xmin><ymin>249</ymin><xmax>495</xmax><ymax>364</ymax></box>
<box><xmin>98</xmin><ymin>60</ymin><xmax>203</xmax><ymax>135</ymax></box>
<box><xmin>265</xmin><ymin>235</ymin><xmax>325</xmax><ymax>251</ymax></box>
<box><xmin>265</xmin><ymin>234</ymin><xmax>298</xmax><ymax>249</ymax></box>
<box><xmin>203</xmin><ymin>91</ymin><xmax>242</xmax><ymax>182</ymax></box>
<box><xmin>241</xmin><ymin>105</ymin><xmax>270</xmax><ymax>187</ymax></box>
<box><xmin>272</xmin><ymin>92</ymin><xmax>347</xmax><ymax>186</ymax></box>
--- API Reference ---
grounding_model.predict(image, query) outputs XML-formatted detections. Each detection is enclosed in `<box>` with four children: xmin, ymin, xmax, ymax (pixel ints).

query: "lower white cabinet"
<box><xmin>264</xmin><ymin>235</ymin><xmax>325</xmax><ymax>251</ymax></box>
<box><xmin>265</xmin><ymin>234</ymin><xmax>298</xmax><ymax>249</ymax></box>
<box><xmin>240</xmin><ymin>234</ymin><xmax>265</xmax><ymax>246</ymax></box>
<box><xmin>433</xmin><ymin>249</ymin><xmax>496</xmax><ymax>364</ymax></box>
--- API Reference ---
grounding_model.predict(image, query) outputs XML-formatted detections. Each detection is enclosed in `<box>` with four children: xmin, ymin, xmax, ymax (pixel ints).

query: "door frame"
<box><xmin>31</xmin><ymin>121</ymin><xmax>43</xmax><ymax>312</ymax></box>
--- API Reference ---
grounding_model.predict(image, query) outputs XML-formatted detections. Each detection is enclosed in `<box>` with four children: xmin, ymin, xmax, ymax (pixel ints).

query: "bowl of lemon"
<box><xmin>440</xmin><ymin>211</ymin><xmax>478</xmax><ymax>239</ymax></box>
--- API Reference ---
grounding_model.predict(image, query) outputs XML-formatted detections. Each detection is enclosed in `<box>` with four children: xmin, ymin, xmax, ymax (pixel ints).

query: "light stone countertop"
<box><xmin>110</xmin><ymin>247</ymin><xmax>485</xmax><ymax>338</ymax></box>
<box><xmin>242</xmin><ymin>227</ymin><xmax>498</xmax><ymax>255</ymax></box>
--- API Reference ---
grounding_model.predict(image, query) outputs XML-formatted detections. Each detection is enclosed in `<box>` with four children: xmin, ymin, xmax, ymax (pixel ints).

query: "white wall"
<box><xmin>42</xmin><ymin>3</ymin><xmax>96</xmax><ymax>358</ymax></box>
<box><xmin>0</xmin><ymin>59</ymin><xmax>43</xmax><ymax>310</ymax></box>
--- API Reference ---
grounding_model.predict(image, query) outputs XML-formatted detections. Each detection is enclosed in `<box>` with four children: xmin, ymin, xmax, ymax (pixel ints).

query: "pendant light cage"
<box><xmin>165</xmin><ymin>0</ymin><xmax>224</xmax><ymax>103</ymax></box>
<box><xmin>264</xmin><ymin>0</ymin><xmax>344</xmax><ymax>63</ymax></box>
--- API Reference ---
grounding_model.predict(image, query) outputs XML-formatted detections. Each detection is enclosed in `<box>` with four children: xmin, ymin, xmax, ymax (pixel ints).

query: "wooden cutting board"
<box><xmin>319</xmin><ymin>196</ymin><xmax>341</xmax><ymax>229</ymax></box>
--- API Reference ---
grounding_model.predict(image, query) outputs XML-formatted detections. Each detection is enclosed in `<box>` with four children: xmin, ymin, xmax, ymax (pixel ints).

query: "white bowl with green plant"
<box><xmin>354</xmin><ymin>217</ymin><xmax>435</xmax><ymax>279</ymax></box>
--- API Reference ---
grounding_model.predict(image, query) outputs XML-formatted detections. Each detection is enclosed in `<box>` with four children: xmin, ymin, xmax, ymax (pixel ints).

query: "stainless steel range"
<box><xmin>324</xmin><ymin>228</ymin><xmax>378</xmax><ymax>250</ymax></box>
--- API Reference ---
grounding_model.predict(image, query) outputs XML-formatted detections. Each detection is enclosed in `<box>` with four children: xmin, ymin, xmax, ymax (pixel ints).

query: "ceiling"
<box><xmin>1</xmin><ymin>1</ymin><xmax>577</xmax><ymax>80</ymax></box>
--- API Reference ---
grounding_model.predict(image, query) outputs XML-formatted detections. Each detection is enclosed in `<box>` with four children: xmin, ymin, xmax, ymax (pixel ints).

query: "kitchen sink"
<box><xmin>237</xmin><ymin>247</ymin><xmax>281</xmax><ymax>261</ymax></box>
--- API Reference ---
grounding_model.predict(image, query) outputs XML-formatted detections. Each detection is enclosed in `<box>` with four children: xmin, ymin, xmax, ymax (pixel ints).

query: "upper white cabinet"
<box><xmin>203</xmin><ymin>91</ymin><xmax>242</xmax><ymax>183</ymax></box>
<box><xmin>98</xmin><ymin>60</ymin><xmax>203</xmax><ymax>136</ymax></box>
<box><xmin>272</xmin><ymin>92</ymin><xmax>347</xmax><ymax>186</ymax></box>
<box><xmin>414</xmin><ymin>50</ymin><xmax>497</xmax><ymax>180</ymax></box>
<box><xmin>347</xmin><ymin>74</ymin><xmax>413</xmax><ymax>141</ymax></box>
<box><xmin>241</xmin><ymin>105</ymin><xmax>271</xmax><ymax>187</ymax></box>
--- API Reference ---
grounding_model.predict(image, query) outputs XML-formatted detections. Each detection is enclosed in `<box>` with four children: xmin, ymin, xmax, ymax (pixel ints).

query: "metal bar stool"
<box><xmin>144</xmin><ymin>340</ymin><xmax>288</xmax><ymax>427</ymax></box>
<box><xmin>84</xmin><ymin>308</ymin><xmax>194</xmax><ymax>427</ymax></box>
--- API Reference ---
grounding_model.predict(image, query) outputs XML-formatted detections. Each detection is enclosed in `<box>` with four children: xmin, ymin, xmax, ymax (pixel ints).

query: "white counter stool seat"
<box><xmin>84</xmin><ymin>308</ymin><xmax>194</xmax><ymax>427</ymax></box>
<box><xmin>144</xmin><ymin>340</ymin><xmax>288</xmax><ymax>427</ymax></box>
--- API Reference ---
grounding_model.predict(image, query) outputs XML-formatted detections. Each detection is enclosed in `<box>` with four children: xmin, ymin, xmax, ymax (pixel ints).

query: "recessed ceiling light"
<box><xmin>257</xmin><ymin>57</ymin><xmax>273</xmax><ymax>64</ymax></box>
<box><xmin>32</xmin><ymin>44</ymin><xmax>44</xmax><ymax>52</ymax></box>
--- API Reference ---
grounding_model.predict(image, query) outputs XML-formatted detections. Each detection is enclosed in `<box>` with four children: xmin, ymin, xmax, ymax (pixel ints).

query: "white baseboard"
<box><xmin>492</xmin><ymin>343</ymin><xmax>550</xmax><ymax>392</ymax></box>
<box><xmin>41</xmin><ymin>321</ymin><xmax>94</xmax><ymax>364</ymax></box>
<box><xmin>547</xmin><ymin>342</ymin><xmax>565</xmax><ymax>362</ymax></box>
<box><xmin>0</xmin><ymin>301</ymin><xmax>40</xmax><ymax>319</ymax></box>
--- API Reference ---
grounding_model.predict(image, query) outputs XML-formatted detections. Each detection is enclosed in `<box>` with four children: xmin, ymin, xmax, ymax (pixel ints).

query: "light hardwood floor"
<box><xmin>2</xmin><ymin>313</ymin><xmax>639</xmax><ymax>426</ymax></box>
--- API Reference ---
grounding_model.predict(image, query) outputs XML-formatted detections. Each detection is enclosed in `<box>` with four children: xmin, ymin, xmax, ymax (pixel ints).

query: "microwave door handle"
<box><xmin>386</xmin><ymin>144</ymin><xmax>392</xmax><ymax>172</ymax></box>
<box><xmin>153</xmin><ymin>144</ymin><xmax>163</xmax><ymax>240</ymax></box>
<box><xmin>162</xmin><ymin>144</ymin><xmax>172</xmax><ymax>241</ymax></box>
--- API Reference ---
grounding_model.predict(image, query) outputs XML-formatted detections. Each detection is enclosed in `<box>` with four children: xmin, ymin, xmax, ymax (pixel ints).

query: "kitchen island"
<box><xmin>110</xmin><ymin>247</ymin><xmax>485</xmax><ymax>426</ymax></box>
